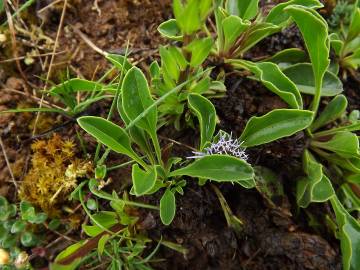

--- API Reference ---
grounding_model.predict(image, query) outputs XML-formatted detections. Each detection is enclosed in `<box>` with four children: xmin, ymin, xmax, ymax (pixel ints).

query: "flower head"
<box><xmin>189</xmin><ymin>131</ymin><xmax>248</xmax><ymax>160</ymax></box>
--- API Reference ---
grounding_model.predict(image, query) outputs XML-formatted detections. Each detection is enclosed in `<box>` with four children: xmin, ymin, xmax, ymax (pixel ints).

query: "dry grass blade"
<box><xmin>4</xmin><ymin>0</ymin><xmax>30</xmax><ymax>93</ymax></box>
<box><xmin>32</xmin><ymin>0</ymin><xmax>68</xmax><ymax>135</ymax></box>
<box><xmin>0</xmin><ymin>136</ymin><xmax>18</xmax><ymax>193</ymax></box>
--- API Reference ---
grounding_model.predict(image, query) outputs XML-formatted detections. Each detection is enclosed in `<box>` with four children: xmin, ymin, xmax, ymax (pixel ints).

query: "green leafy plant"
<box><xmin>77</xmin><ymin>66</ymin><xmax>255</xmax><ymax>226</ymax></box>
<box><xmin>51</xmin><ymin>181</ymin><xmax>162</xmax><ymax>270</ymax></box>
<box><xmin>213</xmin><ymin>0</ymin><xmax>322</xmax><ymax>59</ymax></box>
<box><xmin>217</xmin><ymin>5</ymin><xmax>360</xmax><ymax>269</ymax></box>
<box><xmin>0</xmin><ymin>197</ymin><xmax>48</xmax><ymax>269</ymax></box>
<box><xmin>328</xmin><ymin>0</ymin><xmax>360</xmax><ymax>75</ymax></box>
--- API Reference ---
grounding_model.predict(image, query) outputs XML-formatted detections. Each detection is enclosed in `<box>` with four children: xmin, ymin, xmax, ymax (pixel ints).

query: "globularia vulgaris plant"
<box><xmin>231</xmin><ymin>5</ymin><xmax>360</xmax><ymax>270</ymax></box>
<box><xmin>155</xmin><ymin>0</ymin><xmax>227</xmax><ymax>129</ymax></box>
<box><xmin>77</xmin><ymin>65</ymin><xmax>255</xmax><ymax>226</ymax></box>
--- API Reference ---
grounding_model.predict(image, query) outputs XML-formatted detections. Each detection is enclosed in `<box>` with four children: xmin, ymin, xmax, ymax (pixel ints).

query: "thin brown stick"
<box><xmin>0</xmin><ymin>50</ymin><xmax>67</xmax><ymax>63</ymax></box>
<box><xmin>158</xmin><ymin>135</ymin><xmax>197</xmax><ymax>151</ymax></box>
<box><xmin>71</xmin><ymin>26</ymin><xmax>106</xmax><ymax>56</ymax></box>
<box><xmin>1</xmin><ymin>87</ymin><xmax>65</xmax><ymax>110</ymax></box>
<box><xmin>0</xmin><ymin>136</ymin><xmax>18</xmax><ymax>192</ymax></box>
<box><xmin>37</xmin><ymin>0</ymin><xmax>63</xmax><ymax>14</ymax></box>
<box><xmin>4</xmin><ymin>0</ymin><xmax>30</xmax><ymax>93</ymax></box>
<box><xmin>32</xmin><ymin>0</ymin><xmax>68</xmax><ymax>135</ymax></box>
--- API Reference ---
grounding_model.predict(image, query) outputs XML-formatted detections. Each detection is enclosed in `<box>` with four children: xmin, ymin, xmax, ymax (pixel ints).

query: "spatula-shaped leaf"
<box><xmin>160</xmin><ymin>189</ymin><xmax>176</xmax><ymax>225</ymax></box>
<box><xmin>121</xmin><ymin>66</ymin><xmax>161</xmax><ymax>161</ymax></box>
<box><xmin>330</xmin><ymin>196</ymin><xmax>360</xmax><ymax>270</ymax></box>
<box><xmin>226</xmin><ymin>0</ymin><xmax>259</xmax><ymax>20</ymax></box>
<box><xmin>236</xmin><ymin>23</ymin><xmax>280</xmax><ymax>56</ymax></box>
<box><xmin>170</xmin><ymin>155</ymin><xmax>254</xmax><ymax>187</ymax></box>
<box><xmin>296</xmin><ymin>150</ymin><xmax>334</xmax><ymax>208</ymax></box>
<box><xmin>77</xmin><ymin>116</ymin><xmax>140</xmax><ymax>161</ymax></box>
<box><xmin>132</xmin><ymin>164</ymin><xmax>157</xmax><ymax>196</ymax></box>
<box><xmin>285</xmin><ymin>5</ymin><xmax>330</xmax><ymax>112</ymax></box>
<box><xmin>282</xmin><ymin>63</ymin><xmax>343</xmax><ymax>96</ymax></box>
<box><xmin>222</xmin><ymin>15</ymin><xmax>250</xmax><ymax>52</ymax></box>
<box><xmin>264</xmin><ymin>48</ymin><xmax>308</xmax><ymax>64</ymax></box>
<box><xmin>311</xmin><ymin>95</ymin><xmax>348</xmax><ymax>132</ymax></box>
<box><xmin>186</xmin><ymin>37</ymin><xmax>213</xmax><ymax>67</ymax></box>
<box><xmin>106</xmin><ymin>53</ymin><xmax>133</xmax><ymax>72</ymax></box>
<box><xmin>188</xmin><ymin>94</ymin><xmax>216</xmax><ymax>150</ymax></box>
<box><xmin>266</xmin><ymin>0</ymin><xmax>322</xmax><ymax>26</ymax></box>
<box><xmin>158</xmin><ymin>19</ymin><xmax>183</xmax><ymax>40</ymax></box>
<box><xmin>122</xmin><ymin>66</ymin><xmax>157</xmax><ymax>133</ymax></box>
<box><xmin>240</xmin><ymin>109</ymin><xmax>314</xmax><ymax>147</ymax></box>
<box><xmin>348</xmin><ymin>7</ymin><xmax>360</xmax><ymax>41</ymax></box>
<box><xmin>233</xmin><ymin>60</ymin><xmax>302</xmax><ymax>109</ymax></box>
<box><xmin>311</xmin><ymin>131</ymin><xmax>360</xmax><ymax>158</ymax></box>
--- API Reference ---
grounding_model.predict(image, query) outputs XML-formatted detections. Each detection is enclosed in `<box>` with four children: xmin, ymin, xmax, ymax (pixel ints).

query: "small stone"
<box><xmin>0</xmin><ymin>248</ymin><xmax>10</xmax><ymax>265</ymax></box>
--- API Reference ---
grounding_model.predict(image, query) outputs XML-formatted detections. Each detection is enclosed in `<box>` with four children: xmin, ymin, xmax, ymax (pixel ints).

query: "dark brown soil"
<box><xmin>0</xmin><ymin>1</ymin><xmax>358</xmax><ymax>269</ymax></box>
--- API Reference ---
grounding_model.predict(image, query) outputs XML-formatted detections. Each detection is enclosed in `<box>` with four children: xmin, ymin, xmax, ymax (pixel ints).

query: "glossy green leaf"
<box><xmin>2</xmin><ymin>234</ymin><xmax>17</xmax><ymax>248</ymax></box>
<box><xmin>169</xmin><ymin>46</ymin><xmax>188</xmax><ymax>71</ymax></box>
<box><xmin>226</xmin><ymin>0</ymin><xmax>259</xmax><ymax>20</ymax></box>
<box><xmin>266</xmin><ymin>0</ymin><xmax>322</xmax><ymax>26</ymax></box>
<box><xmin>49</xmin><ymin>79</ymin><xmax>112</xmax><ymax>95</ymax></box>
<box><xmin>160</xmin><ymin>46</ymin><xmax>180</xmax><ymax>82</ymax></box>
<box><xmin>20</xmin><ymin>201</ymin><xmax>36</xmax><ymax>221</ymax></box>
<box><xmin>348</xmin><ymin>7</ymin><xmax>360</xmax><ymax>41</ymax></box>
<box><xmin>311</xmin><ymin>95</ymin><xmax>348</xmax><ymax>131</ymax></box>
<box><xmin>51</xmin><ymin>241</ymin><xmax>84</xmax><ymax>270</ymax></box>
<box><xmin>264</xmin><ymin>48</ymin><xmax>307</xmax><ymax>64</ymax></box>
<box><xmin>106</xmin><ymin>53</ymin><xmax>132</xmax><ymax>72</ymax></box>
<box><xmin>77</xmin><ymin>116</ymin><xmax>142</xmax><ymax>163</ymax></box>
<box><xmin>173</xmin><ymin>0</ymin><xmax>201</xmax><ymax>35</ymax></box>
<box><xmin>330</xmin><ymin>196</ymin><xmax>360</xmax><ymax>270</ymax></box>
<box><xmin>97</xmin><ymin>234</ymin><xmax>110</xmax><ymax>256</ymax></box>
<box><xmin>170</xmin><ymin>155</ymin><xmax>255</xmax><ymax>187</ymax></box>
<box><xmin>311</xmin><ymin>131</ymin><xmax>359</xmax><ymax>158</ymax></box>
<box><xmin>222</xmin><ymin>15</ymin><xmax>250</xmax><ymax>52</ymax></box>
<box><xmin>122</xmin><ymin>66</ymin><xmax>157</xmax><ymax>133</ymax></box>
<box><xmin>323</xmin><ymin>154</ymin><xmax>360</xmax><ymax>174</ymax></box>
<box><xmin>11</xmin><ymin>220</ymin><xmax>26</xmax><ymax>234</ymax></box>
<box><xmin>186</xmin><ymin>37</ymin><xmax>213</xmax><ymax>67</ymax></box>
<box><xmin>0</xmin><ymin>196</ymin><xmax>9</xmax><ymax>221</ymax></box>
<box><xmin>343</xmin><ymin>48</ymin><xmax>360</xmax><ymax>70</ymax></box>
<box><xmin>282</xmin><ymin>63</ymin><xmax>343</xmax><ymax>96</ymax></box>
<box><xmin>240</xmin><ymin>109</ymin><xmax>313</xmax><ymax>147</ymax></box>
<box><xmin>188</xmin><ymin>94</ymin><xmax>216</xmax><ymax>150</ymax></box>
<box><xmin>132</xmin><ymin>164</ymin><xmax>157</xmax><ymax>196</ymax></box>
<box><xmin>236</xmin><ymin>22</ymin><xmax>280</xmax><ymax>56</ymax></box>
<box><xmin>296</xmin><ymin>150</ymin><xmax>334</xmax><ymax>208</ymax></box>
<box><xmin>285</xmin><ymin>5</ymin><xmax>330</xmax><ymax>113</ymax></box>
<box><xmin>160</xmin><ymin>189</ymin><xmax>176</xmax><ymax>225</ymax></box>
<box><xmin>329</xmin><ymin>33</ymin><xmax>344</xmax><ymax>56</ymax></box>
<box><xmin>158</xmin><ymin>19</ymin><xmax>183</xmax><ymax>40</ymax></box>
<box><xmin>117</xmin><ymin>97</ymin><xmax>152</xmax><ymax>157</ymax></box>
<box><xmin>233</xmin><ymin>60</ymin><xmax>302</xmax><ymax>109</ymax></box>
<box><xmin>340</xmin><ymin>184</ymin><xmax>360</xmax><ymax>213</ymax></box>
<box><xmin>86</xmin><ymin>199</ymin><xmax>97</xmax><ymax>211</ymax></box>
<box><xmin>121</xmin><ymin>66</ymin><xmax>161</xmax><ymax>162</ymax></box>
<box><xmin>21</xmin><ymin>231</ymin><xmax>37</xmax><ymax>247</ymax></box>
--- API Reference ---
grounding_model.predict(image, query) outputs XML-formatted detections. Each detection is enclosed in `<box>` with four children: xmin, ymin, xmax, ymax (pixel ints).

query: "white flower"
<box><xmin>189</xmin><ymin>131</ymin><xmax>248</xmax><ymax>161</ymax></box>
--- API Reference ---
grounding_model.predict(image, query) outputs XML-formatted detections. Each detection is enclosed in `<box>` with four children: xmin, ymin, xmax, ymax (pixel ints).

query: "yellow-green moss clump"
<box><xmin>19</xmin><ymin>134</ymin><xmax>92</xmax><ymax>215</ymax></box>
